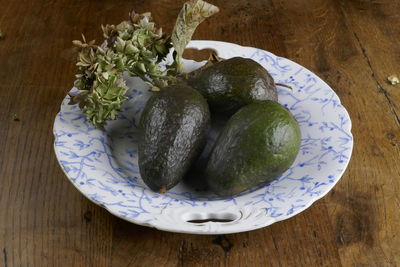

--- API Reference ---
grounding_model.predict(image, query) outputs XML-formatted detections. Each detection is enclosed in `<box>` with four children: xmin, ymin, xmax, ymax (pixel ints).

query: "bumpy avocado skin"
<box><xmin>188</xmin><ymin>57</ymin><xmax>278</xmax><ymax>113</ymax></box>
<box><xmin>205</xmin><ymin>101</ymin><xmax>301</xmax><ymax>196</ymax></box>
<box><xmin>138</xmin><ymin>84</ymin><xmax>210</xmax><ymax>192</ymax></box>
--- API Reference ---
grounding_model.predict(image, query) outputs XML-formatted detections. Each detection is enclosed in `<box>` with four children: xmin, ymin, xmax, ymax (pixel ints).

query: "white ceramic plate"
<box><xmin>53</xmin><ymin>40</ymin><xmax>353</xmax><ymax>234</ymax></box>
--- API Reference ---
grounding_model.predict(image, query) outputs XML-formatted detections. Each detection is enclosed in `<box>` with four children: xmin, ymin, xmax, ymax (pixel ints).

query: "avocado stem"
<box><xmin>276</xmin><ymin>83</ymin><xmax>293</xmax><ymax>90</ymax></box>
<box><xmin>159</xmin><ymin>186</ymin><xmax>167</xmax><ymax>194</ymax></box>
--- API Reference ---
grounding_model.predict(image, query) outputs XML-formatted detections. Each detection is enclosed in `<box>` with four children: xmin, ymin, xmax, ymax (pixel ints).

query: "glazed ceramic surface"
<box><xmin>53</xmin><ymin>41</ymin><xmax>353</xmax><ymax>234</ymax></box>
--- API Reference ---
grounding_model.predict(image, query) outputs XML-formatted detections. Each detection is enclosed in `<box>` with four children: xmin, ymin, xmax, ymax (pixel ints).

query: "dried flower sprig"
<box><xmin>70</xmin><ymin>13</ymin><xmax>172</xmax><ymax>128</ymax></box>
<box><xmin>102</xmin><ymin>12</ymin><xmax>173</xmax><ymax>89</ymax></box>
<box><xmin>69</xmin><ymin>1</ymin><xmax>218</xmax><ymax>128</ymax></box>
<box><xmin>69</xmin><ymin>35</ymin><xmax>128</xmax><ymax>128</ymax></box>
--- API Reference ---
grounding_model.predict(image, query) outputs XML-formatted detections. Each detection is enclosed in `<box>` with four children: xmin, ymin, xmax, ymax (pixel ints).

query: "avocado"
<box><xmin>184</xmin><ymin>112</ymin><xmax>231</xmax><ymax>191</ymax></box>
<box><xmin>205</xmin><ymin>101</ymin><xmax>301</xmax><ymax>196</ymax></box>
<box><xmin>188</xmin><ymin>57</ymin><xmax>278</xmax><ymax>114</ymax></box>
<box><xmin>138</xmin><ymin>84</ymin><xmax>210</xmax><ymax>193</ymax></box>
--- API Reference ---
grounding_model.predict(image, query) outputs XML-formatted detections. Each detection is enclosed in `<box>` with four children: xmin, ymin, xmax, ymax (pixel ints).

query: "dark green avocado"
<box><xmin>205</xmin><ymin>101</ymin><xmax>301</xmax><ymax>196</ymax></box>
<box><xmin>184</xmin><ymin>112</ymin><xmax>231</xmax><ymax>191</ymax></box>
<box><xmin>138</xmin><ymin>84</ymin><xmax>210</xmax><ymax>193</ymax></box>
<box><xmin>187</xmin><ymin>57</ymin><xmax>278</xmax><ymax>114</ymax></box>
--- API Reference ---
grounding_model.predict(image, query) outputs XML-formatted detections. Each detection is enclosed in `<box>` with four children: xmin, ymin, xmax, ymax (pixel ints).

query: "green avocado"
<box><xmin>205</xmin><ymin>101</ymin><xmax>301</xmax><ymax>196</ymax></box>
<box><xmin>184</xmin><ymin>112</ymin><xmax>231</xmax><ymax>191</ymax></box>
<box><xmin>188</xmin><ymin>57</ymin><xmax>278</xmax><ymax>114</ymax></box>
<box><xmin>138</xmin><ymin>84</ymin><xmax>210</xmax><ymax>193</ymax></box>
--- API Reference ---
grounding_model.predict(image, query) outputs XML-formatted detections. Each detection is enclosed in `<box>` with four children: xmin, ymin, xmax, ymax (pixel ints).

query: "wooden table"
<box><xmin>1</xmin><ymin>0</ymin><xmax>399</xmax><ymax>266</ymax></box>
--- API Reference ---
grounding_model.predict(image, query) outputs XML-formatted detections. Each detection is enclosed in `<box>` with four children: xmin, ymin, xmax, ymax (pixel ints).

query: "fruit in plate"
<box><xmin>205</xmin><ymin>101</ymin><xmax>301</xmax><ymax>196</ymax></box>
<box><xmin>138</xmin><ymin>84</ymin><xmax>210</xmax><ymax>193</ymax></box>
<box><xmin>184</xmin><ymin>112</ymin><xmax>231</xmax><ymax>191</ymax></box>
<box><xmin>187</xmin><ymin>57</ymin><xmax>278</xmax><ymax>114</ymax></box>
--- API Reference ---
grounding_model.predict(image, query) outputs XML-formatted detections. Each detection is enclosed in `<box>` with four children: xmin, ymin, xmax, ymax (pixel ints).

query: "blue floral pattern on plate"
<box><xmin>53</xmin><ymin>41</ymin><xmax>353</xmax><ymax>234</ymax></box>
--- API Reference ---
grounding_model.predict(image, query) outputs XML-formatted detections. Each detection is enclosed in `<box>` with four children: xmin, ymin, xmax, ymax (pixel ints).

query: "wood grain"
<box><xmin>0</xmin><ymin>0</ymin><xmax>399</xmax><ymax>266</ymax></box>
<box><xmin>270</xmin><ymin>0</ymin><xmax>400</xmax><ymax>266</ymax></box>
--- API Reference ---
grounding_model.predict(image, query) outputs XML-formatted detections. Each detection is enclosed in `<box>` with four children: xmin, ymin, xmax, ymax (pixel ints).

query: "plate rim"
<box><xmin>53</xmin><ymin>40</ymin><xmax>354</xmax><ymax>234</ymax></box>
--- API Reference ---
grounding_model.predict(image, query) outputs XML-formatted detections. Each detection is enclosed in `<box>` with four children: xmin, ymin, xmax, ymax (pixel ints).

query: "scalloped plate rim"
<box><xmin>53</xmin><ymin>40</ymin><xmax>353</xmax><ymax>234</ymax></box>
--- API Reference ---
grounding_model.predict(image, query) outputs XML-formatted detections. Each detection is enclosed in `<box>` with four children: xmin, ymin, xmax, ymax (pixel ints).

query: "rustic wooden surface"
<box><xmin>1</xmin><ymin>0</ymin><xmax>399</xmax><ymax>266</ymax></box>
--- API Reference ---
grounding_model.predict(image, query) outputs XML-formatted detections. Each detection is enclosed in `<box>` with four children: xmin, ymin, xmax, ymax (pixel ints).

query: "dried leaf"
<box><xmin>72</xmin><ymin>40</ymin><xmax>83</xmax><ymax>46</ymax></box>
<box><xmin>12</xmin><ymin>113</ymin><xmax>19</xmax><ymax>121</ymax></box>
<box><xmin>171</xmin><ymin>0</ymin><xmax>219</xmax><ymax>73</ymax></box>
<box><xmin>388</xmin><ymin>75</ymin><xmax>400</xmax><ymax>85</ymax></box>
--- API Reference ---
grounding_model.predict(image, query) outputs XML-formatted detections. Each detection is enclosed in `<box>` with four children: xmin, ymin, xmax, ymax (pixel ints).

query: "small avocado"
<box><xmin>205</xmin><ymin>101</ymin><xmax>301</xmax><ymax>196</ymax></box>
<box><xmin>188</xmin><ymin>57</ymin><xmax>278</xmax><ymax>114</ymax></box>
<box><xmin>138</xmin><ymin>84</ymin><xmax>210</xmax><ymax>193</ymax></box>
